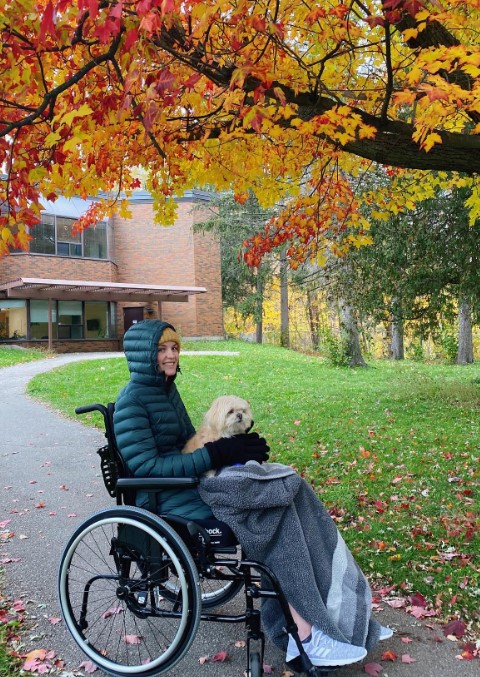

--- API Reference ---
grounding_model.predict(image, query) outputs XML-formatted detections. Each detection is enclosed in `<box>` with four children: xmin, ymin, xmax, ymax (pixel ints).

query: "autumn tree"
<box><xmin>2</xmin><ymin>1</ymin><xmax>480</xmax><ymax>264</ymax></box>
<box><xmin>194</xmin><ymin>191</ymin><xmax>273</xmax><ymax>342</ymax></box>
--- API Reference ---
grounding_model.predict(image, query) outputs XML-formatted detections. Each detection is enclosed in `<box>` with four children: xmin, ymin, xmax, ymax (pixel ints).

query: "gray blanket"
<box><xmin>199</xmin><ymin>462</ymin><xmax>381</xmax><ymax>651</ymax></box>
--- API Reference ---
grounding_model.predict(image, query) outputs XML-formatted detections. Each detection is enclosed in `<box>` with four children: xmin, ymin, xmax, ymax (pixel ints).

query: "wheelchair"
<box><xmin>58</xmin><ymin>403</ymin><xmax>334</xmax><ymax>677</ymax></box>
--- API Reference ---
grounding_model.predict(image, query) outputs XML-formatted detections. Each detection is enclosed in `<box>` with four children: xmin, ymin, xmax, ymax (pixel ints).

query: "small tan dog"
<box><xmin>182</xmin><ymin>395</ymin><xmax>253</xmax><ymax>476</ymax></box>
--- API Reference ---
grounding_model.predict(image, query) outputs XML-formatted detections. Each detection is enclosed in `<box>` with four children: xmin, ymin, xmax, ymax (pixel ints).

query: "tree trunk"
<box><xmin>280</xmin><ymin>249</ymin><xmax>290</xmax><ymax>348</ymax></box>
<box><xmin>390</xmin><ymin>297</ymin><xmax>405</xmax><ymax>360</ymax></box>
<box><xmin>306</xmin><ymin>288</ymin><xmax>320</xmax><ymax>350</ymax></box>
<box><xmin>255</xmin><ymin>269</ymin><xmax>263</xmax><ymax>344</ymax></box>
<box><xmin>457</xmin><ymin>295</ymin><xmax>474</xmax><ymax>364</ymax></box>
<box><xmin>338</xmin><ymin>299</ymin><xmax>367</xmax><ymax>367</ymax></box>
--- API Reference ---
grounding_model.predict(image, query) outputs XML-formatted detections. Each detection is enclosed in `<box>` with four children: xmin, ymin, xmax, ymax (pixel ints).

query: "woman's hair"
<box><xmin>158</xmin><ymin>326</ymin><xmax>181</xmax><ymax>349</ymax></box>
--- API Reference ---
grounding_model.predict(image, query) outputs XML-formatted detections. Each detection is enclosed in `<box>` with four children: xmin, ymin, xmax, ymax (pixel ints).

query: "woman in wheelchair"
<box><xmin>112</xmin><ymin>320</ymin><xmax>392</xmax><ymax>670</ymax></box>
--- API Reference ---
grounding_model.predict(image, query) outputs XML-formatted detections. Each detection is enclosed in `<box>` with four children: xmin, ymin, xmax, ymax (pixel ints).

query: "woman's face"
<box><xmin>157</xmin><ymin>341</ymin><xmax>179</xmax><ymax>377</ymax></box>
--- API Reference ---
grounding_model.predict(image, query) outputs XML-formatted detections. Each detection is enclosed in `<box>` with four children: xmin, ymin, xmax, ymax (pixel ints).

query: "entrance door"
<box><xmin>123</xmin><ymin>307</ymin><xmax>144</xmax><ymax>333</ymax></box>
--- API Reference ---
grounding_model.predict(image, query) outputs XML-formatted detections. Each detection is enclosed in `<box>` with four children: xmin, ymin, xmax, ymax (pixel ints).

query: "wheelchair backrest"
<box><xmin>97</xmin><ymin>402</ymin><xmax>133</xmax><ymax>500</ymax></box>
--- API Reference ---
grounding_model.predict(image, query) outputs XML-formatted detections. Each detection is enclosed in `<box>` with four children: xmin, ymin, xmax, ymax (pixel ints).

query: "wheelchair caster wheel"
<box><xmin>248</xmin><ymin>651</ymin><xmax>262</xmax><ymax>677</ymax></box>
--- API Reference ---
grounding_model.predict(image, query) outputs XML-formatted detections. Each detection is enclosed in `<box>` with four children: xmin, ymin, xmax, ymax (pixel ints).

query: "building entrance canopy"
<box><xmin>0</xmin><ymin>277</ymin><xmax>206</xmax><ymax>349</ymax></box>
<box><xmin>0</xmin><ymin>277</ymin><xmax>206</xmax><ymax>303</ymax></box>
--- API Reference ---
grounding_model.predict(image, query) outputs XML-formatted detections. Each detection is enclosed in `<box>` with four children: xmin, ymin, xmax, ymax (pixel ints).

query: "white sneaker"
<box><xmin>379</xmin><ymin>625</ymin><xmax>394</xmax><ymax>640</ymax></box>
<box><xmin>286</xmin><ymin>627</ymin><xmax>367</xmax><ymax>667</ymax></box>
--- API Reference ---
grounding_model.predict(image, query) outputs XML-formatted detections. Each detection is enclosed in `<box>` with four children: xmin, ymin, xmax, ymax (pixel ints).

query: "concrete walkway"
<box><xmin>0</xmin><ymin>354</ymin><xmax>477</xmax><ymax>676</ymax></box>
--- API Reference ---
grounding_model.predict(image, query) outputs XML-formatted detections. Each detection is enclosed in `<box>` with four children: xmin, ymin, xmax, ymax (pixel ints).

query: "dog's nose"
<box><xmin>237</xmin><ymin>413</ymin><xmax>243</xmax><ymax>421</ymax></box>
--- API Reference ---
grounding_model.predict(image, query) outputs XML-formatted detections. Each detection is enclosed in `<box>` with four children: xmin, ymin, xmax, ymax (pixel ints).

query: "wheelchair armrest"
<box><xmin>116</xmin><ymin>477</ymin><xmax>200</xmax><ymax>490</ymax></box>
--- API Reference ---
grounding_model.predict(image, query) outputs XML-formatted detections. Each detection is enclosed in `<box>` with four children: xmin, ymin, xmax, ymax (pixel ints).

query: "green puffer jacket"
<box><xmin>113</xmin><ymin>319</ymin><xmax>214</xmax><ymax>520</ymax></box>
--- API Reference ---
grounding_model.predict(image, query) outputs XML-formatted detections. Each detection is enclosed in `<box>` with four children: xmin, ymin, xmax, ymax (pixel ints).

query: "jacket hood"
<box><xmin>123</xmin><ymin>320</ymin><xmax>178</xmax><ymax>384</ymax></box>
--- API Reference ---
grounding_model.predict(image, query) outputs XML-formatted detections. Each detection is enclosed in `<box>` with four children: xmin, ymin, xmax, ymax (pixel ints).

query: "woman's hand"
<box><xmin>205</xmin><ymin>432</ymin><xmax>270</xmax><ymax>469</ymax></box>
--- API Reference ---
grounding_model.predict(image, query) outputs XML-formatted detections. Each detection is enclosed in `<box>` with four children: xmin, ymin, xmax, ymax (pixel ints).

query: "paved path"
<box><xmin>0</xmin><ymin>354</ymin><xmax>477</xmax><ymax>677</ymax></box>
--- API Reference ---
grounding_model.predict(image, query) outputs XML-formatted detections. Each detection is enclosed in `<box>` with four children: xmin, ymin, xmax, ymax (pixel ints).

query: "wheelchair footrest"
<box><xmin>286</xmin><ymin>655</ymin><xmax>336</xmax><ymax>675</ymax></box>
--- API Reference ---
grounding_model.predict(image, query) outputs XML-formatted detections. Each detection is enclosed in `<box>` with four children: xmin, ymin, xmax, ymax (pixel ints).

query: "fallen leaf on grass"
<box><xmin>385</xmin><ymin>597</ymin><xmax>406</xmax><ymax>609</ymax></box>
<box><xmin>442</xmin><ymin>620</ymin><xmax>466</xmax><ymax>638</ymax></box>
<box><xmin>364</xmin><ymin>662</ymin><xmax>383</xmax><ymax>676</ymax></box>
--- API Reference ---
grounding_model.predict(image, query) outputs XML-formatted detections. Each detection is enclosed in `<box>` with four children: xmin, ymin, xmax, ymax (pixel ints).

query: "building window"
<box><xmin>30</xmin><ymin>300</ymin><xmax>58</xmax><ymax>340</ymax></box>
<box><xmin>58</xmin><ymin>300</ymin><xmax>83</xmax><ymax>339</ymax></box>
<box><xmin>0</xmin><ymin>300</ymin><xmax>115</xmax><ymax>341</ymax></box>
<box><xmin>29</xmin><ymin>214</ymin><xmax>108</xmax><ymax>259</ymax></box>
<box><xmin>0</xmin><ymin>300</ymin><xmax>27</xmax><ymax>339</ymax></box>
<box><xmin>29</xmin><ymin>216</ymin><xmax>55</xmax><ymax>255</ymax></box>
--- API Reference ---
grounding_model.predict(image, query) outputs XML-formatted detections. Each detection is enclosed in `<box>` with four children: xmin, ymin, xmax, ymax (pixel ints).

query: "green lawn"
<box><xmin>0</xmin><ymin>346</ymin><xmax>46</xmax><ymax>368</ymax></box>
<box><xmin>26</xmin><ymin>340</ymin><xmax>480</xmax><ymax>632</ymax></box>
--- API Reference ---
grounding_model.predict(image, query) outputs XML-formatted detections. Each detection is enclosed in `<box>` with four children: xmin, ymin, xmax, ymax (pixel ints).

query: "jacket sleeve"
<box><xmin>113</xmin><ymin>395</ymin><xmax>213</xmax><ymax>478</ymax></box>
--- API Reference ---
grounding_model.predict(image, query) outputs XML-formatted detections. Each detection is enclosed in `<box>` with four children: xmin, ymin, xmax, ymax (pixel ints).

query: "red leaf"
<box><xmin>263</xmin><ymin>664</ymin><xmax>274</xmax><ymax>673</ymax></box>
<box><xmin>401</xmin><ymin>654</ymin><xmax>417</xmax><ymax>663</ymax></box>
<box><xmin>443</xmin><ymin>620</ymin><xmax>466</xmax><ymax>638</ymax></box>
<box><xmin>78</xmin><ymin>660</ymin><xmax>98</xmax><ymax>673</ymax></box>
<box><xmin>364</xmin><ymin>663</ymin><xmax>383</xmax><ymax>676</ymax></box>
<box><xmin>212</xmin><ymin>651</ymin><xmax>230</xmax><ymax>662</ymax></box>
<box><xmin>381</xmin><ymin>650</ymin><xmax>397</xmax><ymax>661</ymax></box>
<box><xmin>39</xmin><ymin>1</ymin><xmax>55</xmax><ymax>41</ymax></box>
<box><xmin>409</xmin><ymin>592</ymin><xmax>426</xmax><ymax>607</ymax></box>
<box><xmin>123</xmin><ymin>634</ymin><xmax>142</xmax><ymax>644</ymax></box>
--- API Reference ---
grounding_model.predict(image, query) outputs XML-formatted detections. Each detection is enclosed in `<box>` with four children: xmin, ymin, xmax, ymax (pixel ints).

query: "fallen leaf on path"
<box><xmin>401</xmin><ymin>654</ymin><xmax>417</xmax><ymax>663</ymax></box>
<box><xmin>364</xmin><ymin>663</ymin><xmax>383</xmax><ymax>676</ymax></box>
<box><xmin>198</xmin><ymin>655</ymin><xmax>209</xmax><ymax>664</ymax></box>
<box><xmin>123</xmin><ymin>634</ymin><xmax>142</xmax><ymax>644</ymax></box>
<box><xmin>78</xmin><ymin>660</ymin><xmax>98</xmax><ymax>673</ymax></box>
<box><xmin>381</xmin><ymin>650</ymin><xmax>397</xmax><ymax>661</ymax></box>
<box><xmin>212</xmin><ymin>651</ymin><xmax>230</xmax><ymax>662</ymax></box>
<box><xmin>401</xmin><ymin>636</ymin><xmax>413</xmax><ymax>643</ymax></box>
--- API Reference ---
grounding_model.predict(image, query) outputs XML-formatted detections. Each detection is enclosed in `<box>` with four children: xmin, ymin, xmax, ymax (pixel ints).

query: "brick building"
<box><xmin>0</xmin><ymin>190</ymin><xmax>224</xmax><ymax>352</ymax></box>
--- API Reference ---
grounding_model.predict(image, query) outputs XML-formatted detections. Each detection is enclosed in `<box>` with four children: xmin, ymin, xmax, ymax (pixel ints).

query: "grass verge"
<box><xmin>0</xmin><ymin>346</ymin><xmax>47</xmax><ymax>368</ymax></box>
<box><xmin>26</xmin><ymin>340</ymin><xmax>480</xmax><ymax>634</ymax></box>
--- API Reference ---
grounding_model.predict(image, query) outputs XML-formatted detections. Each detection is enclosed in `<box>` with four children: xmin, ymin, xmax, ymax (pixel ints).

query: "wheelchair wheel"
<box><xmin>59</xmin><ymin>506</ymin><xmax>201</xmax><ymax>676</ymax></box>
<box><xmin>160</xmin><ymin>551</ymin><xmax>244</xmax><ymax>610</ymax></box>
<box><xmin>198</xmin><ymin>571</ymin><xmax>244</xmax><ymax>609</ymax></box>
<box><xmin>248</xmin><ymin>651</ymin><xmax>262</xmax><ymax>677</ymax></box>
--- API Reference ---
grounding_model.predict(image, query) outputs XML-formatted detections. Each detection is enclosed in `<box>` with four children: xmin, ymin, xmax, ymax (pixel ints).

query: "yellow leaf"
<box><xmin>44</xmin><ymin>131</ymin><xmax>62</xmax><ymax>147</ymax></box>
<box><xmin>422</xmin><ymin>132</ymin><xmax>443</xmax><ymax>152</ymax></box>
<box><xmin>2</xmin><ymin>227</ymin><xmax>14</xmax><ymax>243</ymax></box>
<box><xmin>60</xmin><ymin>103</ymin><xmax>93</xmax><ymax>126</ymax></box>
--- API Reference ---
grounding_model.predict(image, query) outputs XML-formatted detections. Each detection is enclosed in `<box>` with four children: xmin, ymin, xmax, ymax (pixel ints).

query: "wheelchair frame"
<box><xmin>58</xmin><ymin>402</ymin><xmax>333</xmax><ymax>677</ymax></box>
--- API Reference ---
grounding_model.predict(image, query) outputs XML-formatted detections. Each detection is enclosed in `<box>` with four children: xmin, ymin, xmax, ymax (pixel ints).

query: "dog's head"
<box><xmin>204</xmin><ymin>395</ymin><xmax>253</xmax><ymax>438</ymax></box>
